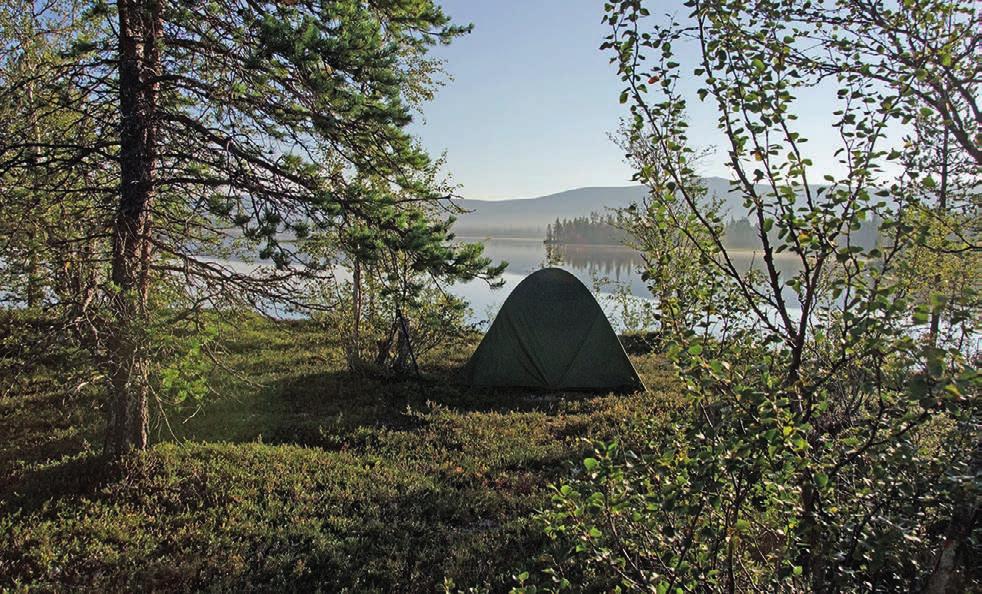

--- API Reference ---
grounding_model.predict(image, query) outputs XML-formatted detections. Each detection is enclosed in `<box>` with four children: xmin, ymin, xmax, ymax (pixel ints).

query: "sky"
<box><xmin>410</xmin><ymin>1</ymin><xmax>636</xmax><ymax>200</ymax></box>
<box><xmin>411</xmin><ymin>1</ymin><xmax>871</xmax><ymax>201</ymax></box>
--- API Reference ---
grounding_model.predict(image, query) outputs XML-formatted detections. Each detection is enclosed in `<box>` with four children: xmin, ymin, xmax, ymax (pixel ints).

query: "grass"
<box><xmin>0</xmin><ymin>313</ymin><xmax>679</xmax><ymax>591</ymax></box>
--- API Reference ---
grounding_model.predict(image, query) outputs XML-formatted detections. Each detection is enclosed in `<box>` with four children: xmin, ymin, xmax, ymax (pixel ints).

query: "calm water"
<box><xmin>201</xmin><ymin>238</ymin><xmax>805</xmax><ymax>331</ymax></box>
<box><xmin>451</xmin><ymin>238</ymin><xmax>807</xmax><ymax>331</ymax></box>
<box><xmin>197</xmin><ymin>239</ymin><xmax>653</xmax><ymax>329</ymax></box>
<box><xmin>451</xmin><ymin>238</ymin><xmax>650</xmax><ymax>330</ymax></box>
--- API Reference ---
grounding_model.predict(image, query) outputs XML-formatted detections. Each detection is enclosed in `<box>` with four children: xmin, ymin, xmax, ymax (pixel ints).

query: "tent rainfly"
<box><xmin>460</xmin><ymin>268</ymin><xmax>644</xmax><ymax>392</ymax></box>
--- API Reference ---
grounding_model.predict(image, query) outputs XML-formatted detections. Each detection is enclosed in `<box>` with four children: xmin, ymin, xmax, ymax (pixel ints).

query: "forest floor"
<box><xmin>0</xmin><ymin>314</ymin><xmax>678</xmax><ymax>591</ymax></box>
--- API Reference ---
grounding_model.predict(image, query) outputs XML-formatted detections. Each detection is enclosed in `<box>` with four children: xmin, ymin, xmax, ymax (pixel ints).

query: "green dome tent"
<box><xmin>460</xmin><ymin>268</ymin><xmax>644</xmax><ymax>392</ymax></box>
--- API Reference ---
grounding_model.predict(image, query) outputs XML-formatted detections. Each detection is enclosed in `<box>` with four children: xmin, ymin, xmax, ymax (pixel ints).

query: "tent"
<box><xmin>460</xmin><ymin>267</ymin><xmax>644</xmax><ymax>391</ymax></box>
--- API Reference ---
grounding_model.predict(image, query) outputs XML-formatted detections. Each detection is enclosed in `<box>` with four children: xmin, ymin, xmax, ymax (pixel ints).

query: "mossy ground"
<box><xmin>0</xmin><ymin>313</ymin><xmax>678</xmax><ymax>592</ymax></box>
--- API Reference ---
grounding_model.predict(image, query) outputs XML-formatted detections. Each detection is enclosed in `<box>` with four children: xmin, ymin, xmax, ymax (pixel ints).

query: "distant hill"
<box><xmin>451</xmin><ymin>177</ymin><xmax>747</xmax><ymax>238</ymax></box>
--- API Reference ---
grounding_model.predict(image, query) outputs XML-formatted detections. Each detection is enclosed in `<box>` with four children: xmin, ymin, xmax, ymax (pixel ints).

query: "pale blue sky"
<box><xmin>412</xmin><ymin>1</ymin><xmax>862</xmax><ymax>200</ymax></box>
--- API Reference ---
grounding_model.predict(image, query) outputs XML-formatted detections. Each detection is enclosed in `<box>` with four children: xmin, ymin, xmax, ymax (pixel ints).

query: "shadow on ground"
<box><xmin>0</xmin><ymin>316</ymin><xmax>678</xmax><ymax>591</ymax></box>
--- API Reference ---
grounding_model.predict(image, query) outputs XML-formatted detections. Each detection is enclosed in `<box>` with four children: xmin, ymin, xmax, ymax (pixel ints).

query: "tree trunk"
<box><xmin>923</xmin><ymin>441</ymin><xmax>979</xmax><ymax>594</ymax></box>
<box><xmin>392</xmin><ymin>319</ymin><xmax>411</xmax><ymax>373</ymax></box>
<box><xmin>105</xmin><ymin>0</ymin><xmax>161</xmax><ymax>456</ymax></box>
<box><xmin>927</xmin><ymin>130</ymin><xmax>949</xmax><ymax>348</ymax></box>
<box><xmin>800</xmin><ymin>476</ymin><xmax>828</xmax><ymax>594</ymax></box>
<box><xmin>347</xmin><ymin>259</ymin><xmax>362</xmax><ymax>370</ymax></box>
<box><xmin>393</xmin><ymin>310</ymin><xmax>419</xmax><ymax>376</ymax></box>
<box><xmin>25</xmin><ymin>60</ymin><xmax>44</xmax><ymax>310</ymax></box>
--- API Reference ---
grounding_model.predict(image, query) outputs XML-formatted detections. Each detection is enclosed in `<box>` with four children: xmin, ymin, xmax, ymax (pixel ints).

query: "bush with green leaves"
<box><xmin>317</xmin><ymin>261</ymin><xmax>481</xmax><ymax>375</ymax></box>
<box><xmin>529</xmin><ymin>0</ymin><xmax>980</xmax><ymax>592</ymax></box>
<box><xmin>1</xmin><ymin>0</ymin><xmax>505</xmax><ymax>454</ymax></box>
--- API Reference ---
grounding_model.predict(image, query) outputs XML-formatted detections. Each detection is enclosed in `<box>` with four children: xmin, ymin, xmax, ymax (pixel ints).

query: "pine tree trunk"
<box><xmin>393</xmin><ymin>320</ymin><xmax>411</xmax><ymax>373</ymax></box>
<box><xmin>392</xmin><ymin>310</ymin><xmax>419</xmax><ymax>376</ymax></box>
<box><xmin>25</xmin><ymin>69</ymin><xmax>43</xmax><ymax>310</ymax></box>
<box><xmin>105</xmin><ymin>0</ymin><xmax>161</xmax><ymax>456</ymax></box>
<box><xmin>347</xmin><ymin>259</ymin><xmax>362</xmax><ymax>370</ymax></box>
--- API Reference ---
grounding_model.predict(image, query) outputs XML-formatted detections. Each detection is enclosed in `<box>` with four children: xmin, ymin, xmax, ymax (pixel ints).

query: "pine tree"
<box><xmin>0</xmin><ymin>0</ymin><xmax>497</xmax><ymax>455</ymax></box>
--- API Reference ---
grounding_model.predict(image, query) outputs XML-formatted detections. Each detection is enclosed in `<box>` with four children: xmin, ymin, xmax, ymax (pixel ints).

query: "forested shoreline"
<box><xmin>546</xmin><ymin>211</ymin><xmax>885</xmax><ymax>251</ymax></box>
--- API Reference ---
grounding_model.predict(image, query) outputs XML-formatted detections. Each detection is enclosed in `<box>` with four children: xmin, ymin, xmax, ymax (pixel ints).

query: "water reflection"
<box><xmin>197</xmin><ymin>237</ymin><xmax>806</xmax><ymax>332</ymax></box>
<box><xmin>547</xmin><ymin>244</ymin><xmax>645</xmax><ymax>286</ymax></box>
<box><xmin>452</xmin><ymin>238</ymin><xmax>650</xmax><ymax>330</ymax></box>
<box><xmin>451</xmin><ymin>237</ymin><xmax>806</xmax><ymax>331</ymax></box>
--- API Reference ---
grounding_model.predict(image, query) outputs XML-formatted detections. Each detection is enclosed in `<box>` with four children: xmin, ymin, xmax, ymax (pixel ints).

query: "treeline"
<box><xmin>546</xmin><ymin>211</ymin><xmax>884</xmax><ymax>251</ymax></box>
<box><xmin>545</xmin><ymin>213</ymin><xmax>632</xmax><ymax>245</ymax></box>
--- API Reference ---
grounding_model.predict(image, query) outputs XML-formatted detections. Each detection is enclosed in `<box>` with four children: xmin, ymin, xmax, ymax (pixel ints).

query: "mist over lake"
<box><xmin>203</xmin><ymin>232</ymin><xmax>806</xmax><ymax>331</ymax></box>
<box><xmin>451</xmin><ymin>237</ymin><xmax>649</xmax><ymax>330</ymax></box>
<box><xmin>449</xmin><ymin>236</ymin><xmax>806</xmax><ymax>332</ymax></box>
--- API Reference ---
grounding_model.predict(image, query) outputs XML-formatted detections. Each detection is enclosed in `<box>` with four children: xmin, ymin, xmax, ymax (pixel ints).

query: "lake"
<box><xmin>451</xmin><ymin>238</ymin><xmax>807</xmax><ymax>331</ymax></box>
<box><xmin>201</xmin><ymin>237</ymin><xmax>805</xmax><ymax>332</ymax></box>
<box><xmin>451</xmin><ymin>238</ymin><xmax>651</xmax><ymax>330</ymax></box>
